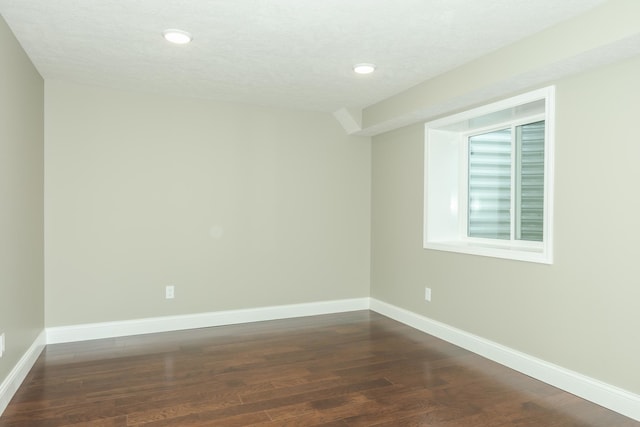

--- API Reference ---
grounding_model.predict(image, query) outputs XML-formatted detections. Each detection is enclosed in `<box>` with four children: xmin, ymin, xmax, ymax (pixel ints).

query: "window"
<box><xmin>424</xmin><ymin>87</ymin><xmax>554</xmax><ymax>264</ymax></box>
<box><xmin>467</xmin><ymin>120</ymin><xmax>545</xmax><ymax>241</ymax></box>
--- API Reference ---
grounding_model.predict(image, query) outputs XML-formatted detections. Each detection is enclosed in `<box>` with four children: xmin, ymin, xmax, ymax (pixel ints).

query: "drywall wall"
<box><xmin>44</xmin><ymin>81</ymin><xmax>371</xmax><ymax>326</ymax></box>
<box><xmin>0</xmin><ymin>16</ymin><xmax>44</xmax><ymax>383</ymax></box>
<box><xmin>359</xmin><ymin>0</ymin><xmax>640</xmax><ymax>136</ymax></box>
<box><xmin>371</xmin><ymin>54</ymin><xmax>640</xmax><ymax>394</ymax></box>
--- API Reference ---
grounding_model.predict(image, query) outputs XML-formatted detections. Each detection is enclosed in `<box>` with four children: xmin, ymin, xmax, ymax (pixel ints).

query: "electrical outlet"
<box><xmin>0</xmin><ymin>333</ymin><xmax>5</xmax><ymax>358</ymax></box>
<box><xmin>424</xmin><ymin>287</ymin><xmax>432</xmax><ymax>302</ymax></box>
<box><xmin>165</xmin><ymin>285</ymin><xmax>175</xmax><ymax>299</ymax></box>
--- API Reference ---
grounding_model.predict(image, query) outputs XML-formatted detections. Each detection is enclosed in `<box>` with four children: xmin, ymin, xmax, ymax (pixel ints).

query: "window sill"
<box><xmin>424</xmin><ymin>240</ymin><xmax>552</xmax><ymax>264</ymax></box>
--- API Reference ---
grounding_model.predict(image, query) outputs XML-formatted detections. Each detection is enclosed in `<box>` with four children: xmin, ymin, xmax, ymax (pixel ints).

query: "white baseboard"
<box><xmin>369</xmin><ymin>298</ymin><xmax>640</xmax><ymax>422</ymax></box>
<box><xmin>0</xmin><ymin>330</ymin><xmax>46</xmax><ymax>417</ymax></box>
<box><xmin>46</xmin><ymin>298</ymin><xmax>370</xmax><ymax>344</ymax></box>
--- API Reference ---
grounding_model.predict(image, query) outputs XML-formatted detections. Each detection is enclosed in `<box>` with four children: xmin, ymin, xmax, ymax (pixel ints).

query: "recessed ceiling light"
<box><xmin>162</xmin><ymin>29</ymin><xmax>192</xmax><ymax>45</ymax></box>
<box><xmin>353</xmin><ymin>63</ymin><xmax>376</xmax><ymax>74</ymax></box>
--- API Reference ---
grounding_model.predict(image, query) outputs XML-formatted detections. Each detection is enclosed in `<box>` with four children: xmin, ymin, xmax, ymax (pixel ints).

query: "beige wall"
<box><xmin>0</xmin><ymin>17</ymin><xmax>44</xmax><ymax>382</ymax></box>
<box><xmin>44</xmin><ymin>81</ymin><xmax>371</xmax><ymax>326</ymax></box>
<box><xmin>371</xmin><ymin>54</ymin><xmax>640</xmax><ymax>394</ymax></box>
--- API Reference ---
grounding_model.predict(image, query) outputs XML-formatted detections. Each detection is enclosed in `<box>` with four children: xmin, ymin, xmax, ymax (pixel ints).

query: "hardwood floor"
<box><xmin>1</xmin><ymin>311</ymin><xmax>637</xmax><ymax>426</ymax></box>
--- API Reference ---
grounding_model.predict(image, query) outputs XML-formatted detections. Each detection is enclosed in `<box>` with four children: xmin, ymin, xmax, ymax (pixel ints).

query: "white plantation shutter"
<box><xmin>467</xmin><ymin>121</ymin><xmax>545</xmax><ymax>242</ymax></box>
<box><xmin>468</xmin><ymin>128</ymin><xmax>511</xmax><ymax>239</ymax></box>
<box><xmin>516</xmin><ymin>121</ymin><xmax>545</xmax><ymax>241</ymax></box>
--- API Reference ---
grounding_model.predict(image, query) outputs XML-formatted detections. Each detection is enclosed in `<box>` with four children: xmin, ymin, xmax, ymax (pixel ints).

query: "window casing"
<box><xmin>424</xmin><ymin>87</ymin><xmax>554</xmax><ymax>264</ymax></box>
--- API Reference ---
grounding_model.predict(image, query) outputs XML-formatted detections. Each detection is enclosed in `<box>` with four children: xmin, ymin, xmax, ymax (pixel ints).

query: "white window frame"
<box><xmin>461</xmin><ymin>115</ymin><xmax>545</xmax><ymax>247</ymax></box>
<box><xmin>424</xmin><ymin>86</ymin><xmax>555</xmax><ymax>264</ymax></box>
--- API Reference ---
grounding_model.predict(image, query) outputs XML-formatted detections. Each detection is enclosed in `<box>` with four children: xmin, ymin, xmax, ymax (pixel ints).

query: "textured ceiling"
<box><xmin>0</xmin><ymin>0</ymin><xmax>607</xmax><ymax>113</ymax></box>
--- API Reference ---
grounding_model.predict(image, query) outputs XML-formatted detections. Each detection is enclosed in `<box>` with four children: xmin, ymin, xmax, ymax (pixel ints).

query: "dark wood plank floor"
<box><xmin>1</xmin><ymin>311</ymin><xmax>637</xmax><ymax>426</ymax></box>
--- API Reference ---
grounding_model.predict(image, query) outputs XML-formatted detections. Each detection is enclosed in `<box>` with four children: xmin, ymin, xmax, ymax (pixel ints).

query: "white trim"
<box><xmin>0</xmin><ymin>331</ymin><xmax>46</xmax><ymax>417</ymax></box>
<box><xmin>46</xmin><ymin>298</ymin><xmax>370</xmax><ymax>344</ymax></box>
<box><xmin>426</xmin><ymin>87</ymin><xmax>551</xmax><ymax>129</ymax></box>
<box><xmin>370</xmin><ymin>298</ymin><xmax>640</xmax><ymax>422</ymax></box>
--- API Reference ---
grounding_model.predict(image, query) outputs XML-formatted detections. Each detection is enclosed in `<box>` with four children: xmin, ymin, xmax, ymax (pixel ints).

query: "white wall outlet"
<box><xmin>0</xmin><ymin>333</ymin><xmax>5</xmax><ymax>358</ymax></box>
<box><xmin>165</xmin><ymin>285</ymin><xmax>175</xmax><ymax>299</ymax></box>
<box><xmin>424</xmin><ymin>287</ymin><xmax>432</xmax><ymax>302</ymax></box>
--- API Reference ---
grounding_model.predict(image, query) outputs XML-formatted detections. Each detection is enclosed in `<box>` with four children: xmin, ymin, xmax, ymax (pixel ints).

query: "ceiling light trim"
<box><xmin>353</xmin><ymin>63</ymin><xmax>376</xmax><ymax>75</ymax></box>
<box><xmin>162</xmin><ymin>29</ymin><xmax>192</xmax><ymax>45</ymax></box>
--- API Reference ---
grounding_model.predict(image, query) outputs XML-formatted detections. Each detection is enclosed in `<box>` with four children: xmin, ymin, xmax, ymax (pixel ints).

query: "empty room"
<box><xmin>1</xmin><ymin>0</ymin><xmax>639</xmax><ymax>425</ymax></box>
